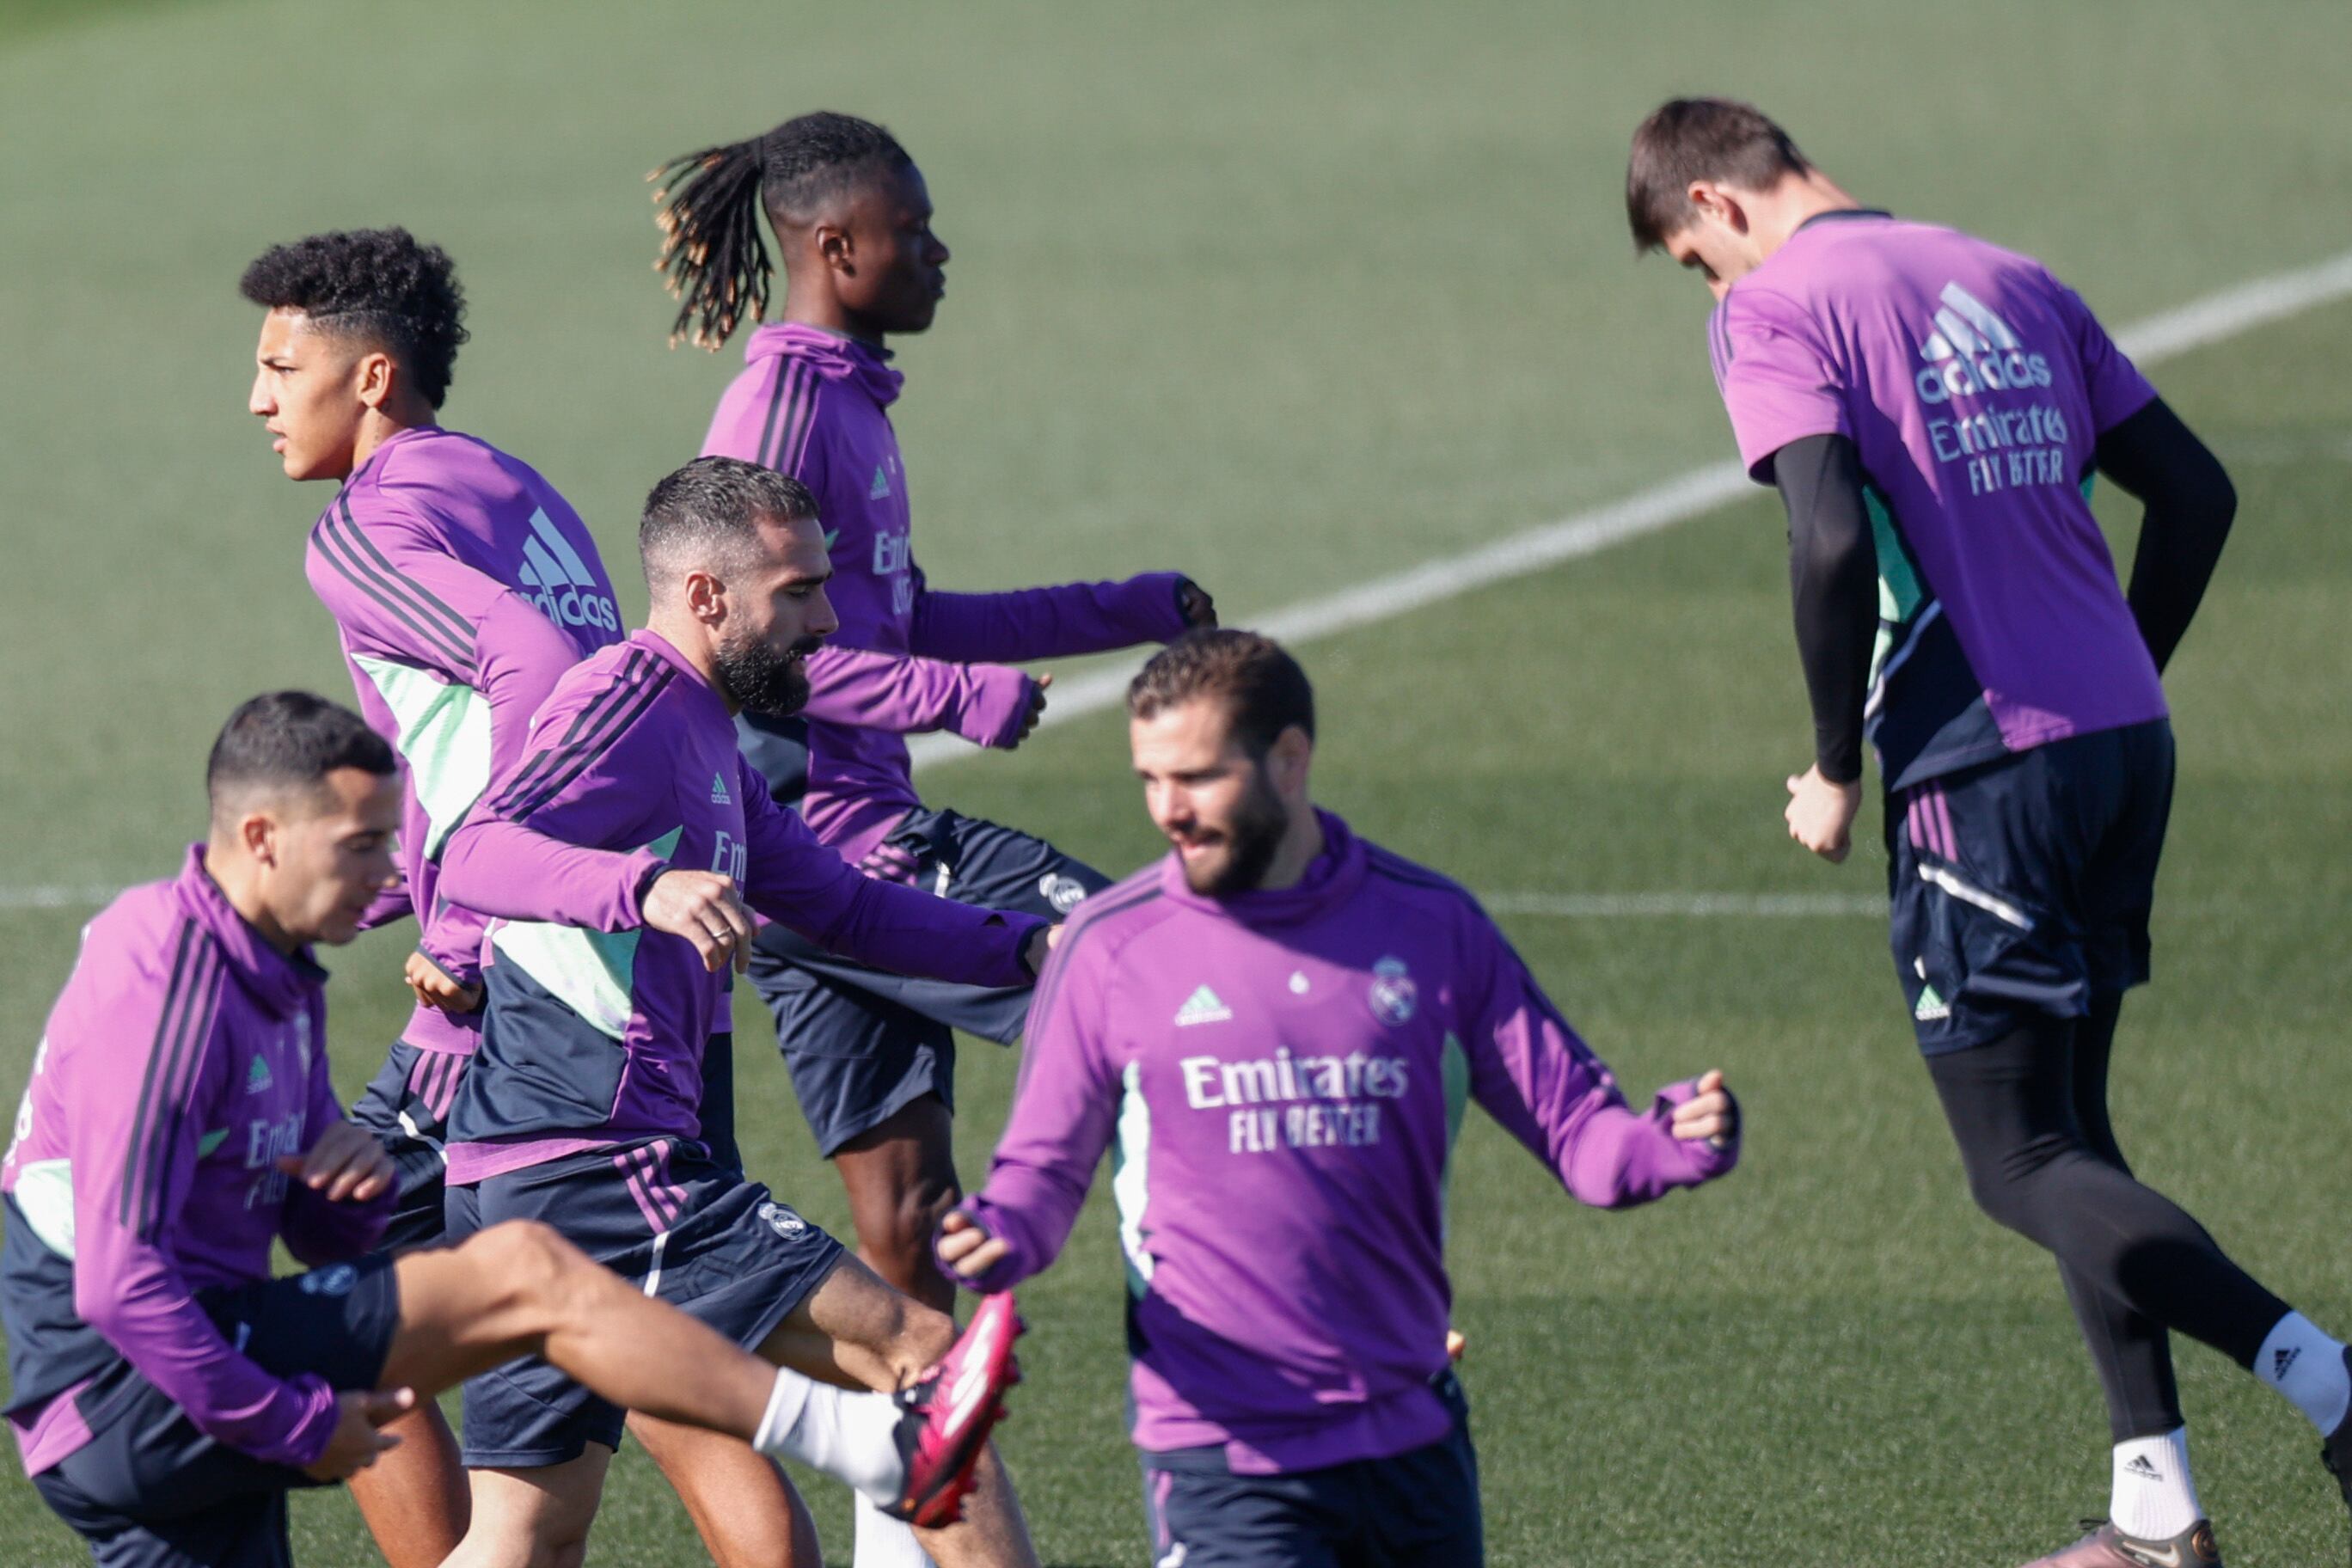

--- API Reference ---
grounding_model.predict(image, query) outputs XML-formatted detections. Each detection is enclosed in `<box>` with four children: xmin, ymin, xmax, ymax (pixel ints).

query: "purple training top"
<box><xmin>1709</xmin><ymin>211</ymin><xmax>2166</xmax><ymax>789</ymax></box>
<box><xmin>948</xmin><ymin>811</ymin><xmax>1737</xmax><ymax>1475</ymax></box>
<box><xmin>701</xmin><ymin>323</ymin><xmax>1190</xmax><ymax>866</ymax></box>
<box><xmin>2</xmin><ymin>848</ymin><xmax>393</xmax><ymax>1475</ymax></box>
<box><xmin>305</xmin><ymin>425</ymin><xmax>625</xmax><ymax>1055</ymax></box>
<box><xmin>436</xmin><ymin>629</ymin><xmax>1048</xmax><ymax>1183</ymax></box>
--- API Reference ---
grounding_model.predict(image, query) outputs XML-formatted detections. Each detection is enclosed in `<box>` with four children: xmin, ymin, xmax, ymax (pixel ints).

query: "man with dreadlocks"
<box><xmin>650</xmin><ymin>112</ymin><xmax>1210</xmax><ymax>1568</ymax></box>
<box><xmin>241</xmin><ymin>229</ymin><xmax>827</xmax><ymax>1568</ymax></box>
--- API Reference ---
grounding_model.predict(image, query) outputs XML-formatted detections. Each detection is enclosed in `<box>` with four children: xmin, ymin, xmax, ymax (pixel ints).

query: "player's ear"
<box><xmin>354</xmin><ymin>349</ymin><xmax>398</xmax><ymax>412</ymax></box>
<box><xmin>239</xmin><ymin>809</ymin><xmax>279</xmax><ymax>867</ymax></box>
<box><xmin>1268</xmin><ymin>726</ymin><xmax>1313</xmax><ymax>795</ymax></box>
<box><xmin>681</xmin><ymin>567</ymin><xmax>727</xmax><ymax>627</ymax></box>
<box><xmin>1686</xmin><ymin>181</ymin><xmax>1747</xmax><ymax>236</ymax></box>
<box><xmin>814</xmin><ymin>219</ymin><xmax>855</xmax><ymax>278</ymax></box>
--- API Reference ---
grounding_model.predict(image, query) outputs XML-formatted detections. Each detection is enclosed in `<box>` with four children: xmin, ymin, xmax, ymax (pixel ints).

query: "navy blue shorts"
<box><xmin>749</xmin><ymin>807</ymin><xmax>1107</xmax><ymax>1155</ymax></box>
<box><xmin>1888</xmin><ymin>719</ymin><xmax>2174</xmax><ymax>1055</ymax></box>
<box><xmin>1142</xmin><ymin>1372</ymin><xmax>1483</xmax><ymax>1568</ymax></box>
<box><xmin>29</xmin><ymin>1255</ymin><xmax>400</xmax><ymax>1568</ymax></box>
<box><xmin>443</xmin><ymin>1139</ymin><xmax>842</xmax><ymax>1468</ymax></box>
<box><xmin>347</xmin><ymin>1041</ymin><xmax>469</xmax><ymax>1255</ymax></box>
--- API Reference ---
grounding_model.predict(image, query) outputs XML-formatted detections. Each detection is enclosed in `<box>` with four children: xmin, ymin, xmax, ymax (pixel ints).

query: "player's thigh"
<box><xmin>934</xmin><ymin>811</ymin><xmax>1112</xmax><ymax>916</ymax></box>
<box><xmin>1362</xmin><ymin>1382</ymin><xmax>1485</xmax><ymax>1568</ymax></box>
<box><xmin>453</xmin><ymin>1450</ymin><xmax>612</xmax><ymax>1568</ymax></box>
<box><xmin>834</xmin><ymin>1095</ymin><xmax>959</xmax><ymax>1230</ymax></box>
<box><xmin>756</xmin><ymin>1250</ymin><xmax>956</xmax><ymax>1391</ymax></box>
<box><xmin>378</xmin><ymin>1219</ymin><xmax>591</xmax><ymax>1394</ymax></box>
<box><xmin>629</xmin><ymin>1412</ymin><xmax>822</xmax><ymax>1568</ymax></box>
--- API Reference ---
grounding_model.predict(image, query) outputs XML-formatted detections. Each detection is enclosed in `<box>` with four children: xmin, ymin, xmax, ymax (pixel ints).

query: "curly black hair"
<box><xmin>239</xmin><ymin>228</ymin><xmax>469</xmax><ymax>408</ymax></box>
<box><xmin>648</xmin><ymin>112</ymin><xmax>914</xmax><ymax>348</ymax></box>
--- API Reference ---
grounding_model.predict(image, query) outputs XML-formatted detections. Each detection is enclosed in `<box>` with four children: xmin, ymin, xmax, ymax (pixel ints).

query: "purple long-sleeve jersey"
<box><xmin>701</xmin><ymin>323</ymin><xmax>1191</xmax><ymax>864</ymax></box>
<box><xmin>305</xmin><ymin>425</ymin><xmax>625</xmax><ymax>1055</ymax></box>
<box><xmin>949</xmin><ymin>811</ymin><xmax>1738</xmax><ymax>1474</ymax></box>
<box><xmin>2</xmin><ymin>849</ymin><xmax>392</xmax><ymax>1475</ymax></box>
<box><xmin>436</xmin><ymin>630</ymin><xmax>1048</xmax><ymax>1182</ymax></box>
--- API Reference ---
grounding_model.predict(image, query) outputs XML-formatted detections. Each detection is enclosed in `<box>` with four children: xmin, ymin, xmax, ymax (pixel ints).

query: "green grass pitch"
<box><xmin>2</xmin><ymin>1</ymin><xmax>2349</xmax><ymax>1562</ymax></box>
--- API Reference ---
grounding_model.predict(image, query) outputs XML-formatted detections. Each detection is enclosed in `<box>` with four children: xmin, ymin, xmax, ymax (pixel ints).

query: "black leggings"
<box><xmin>1928</xmin><ymin>993</ymin><xmax>2291</xmax><ymax>1442</ymax></box>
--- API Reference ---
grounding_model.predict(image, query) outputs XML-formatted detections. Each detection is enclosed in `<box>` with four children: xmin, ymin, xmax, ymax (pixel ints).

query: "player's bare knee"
<box><xmin>465</xmin><ymin>1220</ymin><xmax>596</xmax><ymax>1324</ymax></box>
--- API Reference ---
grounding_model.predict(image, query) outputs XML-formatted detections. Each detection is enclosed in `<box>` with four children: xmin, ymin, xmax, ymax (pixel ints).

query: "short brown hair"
<box><xmin>1128</xmin><ymin>630</ymin><xmax>1314</xmax><ymax>756</ymax></box>
<box><xmin>1626</xmin><ymin>98</ymin><xmax>1810</xmax><ymax>252</ymax></box>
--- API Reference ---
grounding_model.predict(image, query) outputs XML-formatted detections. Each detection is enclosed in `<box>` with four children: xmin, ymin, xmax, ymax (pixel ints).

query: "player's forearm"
<box><xmin>1777</xmin><ymin>433</ymin><xmax>1877</xmax><ymax>785</ymax></box>
<box><xmin>440</xmin><ymin>818</ymin><xmax>665</xmax><ymax>932</ymax></box>
<box><xmin>766</xmin><ymin>872</ymin><xmax>1042</xmax><ymax>989</ymax></box>
<box><xmin>75</xmin><ymin>1244</ymin><xmax>339</xmax><ymax>1466</ymax></box>
<box><xmin>910</xmin><ymin>573</ymin><xmax>1192</xmax><ymax>664</ymax></box>
<box><xmin>2098</xmin><ymin>398</ymin><xmax>2237</xmax><ymax>673</ymax></box>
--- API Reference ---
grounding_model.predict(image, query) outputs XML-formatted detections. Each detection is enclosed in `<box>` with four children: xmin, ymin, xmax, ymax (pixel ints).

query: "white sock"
<box><xmin>755</xmin><ymin>1369</ymin><xmax>908</xmax><ymax>1504</ymax></box>
<box><xmin>2255</xmin><ymin>1311</ymin><xmax>2351</xmax><ymax>1433</ymax></box>
<box><xmin>2110</xmin><ymin>1427</ymin><xmax>2202</xmax><ymax>1540</ymax></box>
<box><xmin>854</xmin><ymin>1491</ymin><xmax>936</xmax><ymax>1568</ymax></box>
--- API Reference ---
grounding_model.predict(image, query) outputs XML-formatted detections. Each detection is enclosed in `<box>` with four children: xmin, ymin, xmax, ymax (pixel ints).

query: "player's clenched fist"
<box><xmin>642</xmin><ymin>869</ymin><xmax>756</xmax><ymax>974</ymax></box>
<box><xmin>1174</xmin><ymin>577</ymin><xmax>1217</xmax><ymax>630</ymax></box>
<box><xmin>1669</xmin><ymin>1069</ymin><xmax>1739</xmax><ymax>1150</ymax></box>
<box><xmin>1784</xmin><ymin>763</ymin><xmax>1861</xmax><ymax>863</ymax></box>
<box><xmin>275</xmin><ymin>1123</ymin><xmax>397</xmax><ymax>1204</ymax></box>
<box><xmin>936</xmin><ymin>1208</ymin><xmax>1008</xmax><ymax>1281</ymax></box>
<box><xmin>403</xmin><ymin>949</ymin><xmax>483</xmax><ymax>1014</ymax></box>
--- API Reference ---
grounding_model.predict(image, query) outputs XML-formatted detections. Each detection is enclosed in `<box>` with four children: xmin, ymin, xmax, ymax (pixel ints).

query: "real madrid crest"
<box><xmin>1367</xmin><ymin>956</ymin><xmax>1417</xmax><ymax>1026</ymax></box>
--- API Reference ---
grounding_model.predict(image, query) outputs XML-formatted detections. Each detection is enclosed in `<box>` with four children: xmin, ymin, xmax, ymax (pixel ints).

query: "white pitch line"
<box><xmin>1483</xmin><ymin>891</ymin><xmax>1885</xmax><ymax>918</ymax></box>
<box><xmin>0</xmin><ymin>886</ymin><xmax>122</xmax><ymax>911</ymax></box>
<box><xmin>908</xmin><ymin>243</ymin><xmax>2352</xmax><ymax>771</ymax></box>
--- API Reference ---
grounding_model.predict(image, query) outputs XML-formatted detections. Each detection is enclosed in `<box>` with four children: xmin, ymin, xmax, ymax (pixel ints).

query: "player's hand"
<box><xmin>276</xmin><ymin>1123</ymin><xmax>396</xmax><ymax>1204</ymax></box>
<box><xmin>1021</xmin><ymin>926</ymin><xmax>1055</xmax><ymax>979</ymax></box>
<box><xmin>937</xmin><ymin>1209</ymin><xmax>1009</xmax><ymax>1280</ymax></box>
<box><xmin>1445</xmin><ymin>1329</ymin><xmax>1467</xmax><ymax>1363</ymax></box>
<box><xmin>403</xmin><ymin>951</ymin><xmax>483</xmax><ymax>1014</ymax></box>
<box><xmin>1004</xmin><ymin>674</ymin><xmax>1052</xmax><ymax>750</ymax></box>
<box><xmin>1174</xmin><ymin>578</ymin><xmax>1217</xmax><ymax>630</ymax></box>
<box><xmin>1670</xmin><ymin>1069</ymin><xmax>1738</xmax><ymax>1150</ymax></box>
<box><xmin>301</xmin><ymin>1388</ymin><xmax>413</xmax><ymax>1481</ymax></box>
<box><xmin>1785</xmin><ymin>764</ymin><xmax>1861</xmax><ymax>863</ymax></box>
<box><xmin>643</xmin><ymin>870</ymin><xmax>756</xmax><ymax>975</ymax></box>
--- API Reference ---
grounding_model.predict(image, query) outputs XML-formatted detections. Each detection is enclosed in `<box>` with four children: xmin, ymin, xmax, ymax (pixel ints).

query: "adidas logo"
<box><xmin>822</xmin><ymin>525</ymin><xmax>841</xmax><ymax>551</ymax></box>
<box><xmin>2275</xmin><ymin>1344</ymin><xmax>2302</xmax><ymax>1379</ymax></box>
<box><xmin>868</xmin><ymin>463</ymin><xmax>892</xmax><ymax>500</ymax></box>
<box><xmin>1173</xmin><ymin>985</ymin><xmax>1232</xmax><ymax>1026</ymax></box>
<box><xmin>2124</xmin><ymin>1454</ymin><xmax>2164</xmax><ymax>1482</ymax></box>
<box><xmin>1914</xmin><ymin>281</ymin><xmax>2052</xmax><ymax>406</ymax></box>
<box><xmin>518</xmin><ymin>508</ymin><xmax>621</xmax><ymax>633</ymax></box>
<box><xmin>710</xmin><ymin>772</ymin><xmax>731</xmax><ymax>805</ymax></box>
<box><xmin>245</xmin><ymin>1057</ymin><xmax>273</xmax><ymax>1095</ymax></box>
<box><xmin>1914</xmin><ymin>983</ymin><xmax>1951</xmax><ymax>1022</ymax></box>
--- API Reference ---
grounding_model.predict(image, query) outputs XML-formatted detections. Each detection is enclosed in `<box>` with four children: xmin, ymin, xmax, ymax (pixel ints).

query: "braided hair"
<box><xmin>650</xmin><ymin>111</ymin><xmax>914</xmax><ymax>349</ymax></box>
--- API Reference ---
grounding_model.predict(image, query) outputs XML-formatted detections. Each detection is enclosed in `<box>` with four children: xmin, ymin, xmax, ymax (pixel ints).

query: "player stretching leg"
<box><xmin>1627</xmin><ymin>97</ymin><xmax>2350</xmax><ymax>1566</ymax></box>
<box><xmin>431</xmin><ymin>458</ymin><xmax>1042</xmax><ymax>1568</ymax></box>
<box><xmin>936</xmin><ymin>631</ymin><xmax>1740</xmax><ymax>1566</ymax></box>
<box><xmin>0</xmin><ymin>694</ymin><xmax>1015</xmax><ymax>1568</ymax></box>
<box><xmin>242</xmin><ymin>230</ymin><xmax>822</xmax><ymax>1568</ymax></box>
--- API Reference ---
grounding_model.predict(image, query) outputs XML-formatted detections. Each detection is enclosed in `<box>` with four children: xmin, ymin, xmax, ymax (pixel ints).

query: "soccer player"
<box><xmin>242</xmin><ymin>229</ymin><xmax>821</xmax><ymax>1568</ymax></box>
<box><xmin>0</xmin><ymin>692</ymin><xmax>1014</xmax><ymax>1568</ymax></box>
<box><xmin>648</xmin><ymin>112</ymin><xmax>1213</xmax><ymax>1317</ymax></box>
<box><xmin>935</xmin><ymin>630</ymin><xmax>1742</xmax><ymax>1566</ymax></box>
<box><xmin>1626</xmin><ymin>97</ymin><xmax>2351</xmax><ymax>1566</ymax></box>
<box><xmin>431</xmin><ymin>456</ymin><xmax>1044</xmax><ymax>1568</ymax></box>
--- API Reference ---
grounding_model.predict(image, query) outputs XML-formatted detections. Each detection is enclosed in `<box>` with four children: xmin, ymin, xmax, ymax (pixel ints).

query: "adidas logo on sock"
<box><xmin>1173</xmin><ymin>984</ymin><xmax>1232</xmax><ymax>1026</ymax></box>
<box><xmin>2275</xmin><ymin>1345</ymin><xmax>2301</xmax><ymax>1379</ymax></box>
<box><xmin>2124</xmin><ymin>1454</ymin><xmax>2163</xmax><ymax>1481</ymax></box>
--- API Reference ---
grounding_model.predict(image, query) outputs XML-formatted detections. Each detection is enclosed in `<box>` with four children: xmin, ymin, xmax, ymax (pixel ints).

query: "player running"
<box><xmin>242</xmin><ymin>229</ymin><xmax>822</xmax><ymax>1568</ymax></box>
<box><xmin>1627</xmin><ymin>97</ymin><xmax>2351</xmax><ymax>1566</ymax></box>
<box><xmin>935</xmin><ymin>630</ymin><xmax>1741</xmax><ymax>1567</ymax></box>
<box><xmin>432</xmin><ymin>456</ymin><xmax>1043</xmax><ymax>1568</ymax></box>
<box><xmin>648</xmin><ymin>112</ymin><xmax>1212</xmax><ymax>1317</ymax></box>
<box><xmin>0</xmin><ymin>692</ymin><xmax>1014</xmax><ymax>1568</ymax></box>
